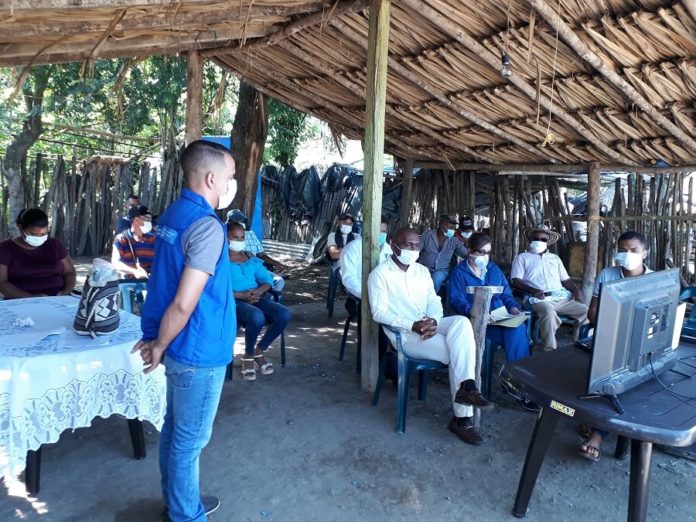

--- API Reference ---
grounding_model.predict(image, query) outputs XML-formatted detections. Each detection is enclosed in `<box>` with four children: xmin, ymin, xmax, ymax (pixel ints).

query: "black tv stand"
<box><xmin>577</xmin><ymin>393</ymin><xmax>625</xmax><ymax>415</ymax></box>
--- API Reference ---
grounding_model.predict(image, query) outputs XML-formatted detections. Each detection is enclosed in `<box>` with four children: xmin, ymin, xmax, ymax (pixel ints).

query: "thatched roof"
<box><xmin>5</xmin><ymin>1</ymin><xmax>696</xmax><ymax>167</ymax></box>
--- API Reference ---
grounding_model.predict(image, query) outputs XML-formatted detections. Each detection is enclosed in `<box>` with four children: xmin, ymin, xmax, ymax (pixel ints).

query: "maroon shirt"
<box><xmin>0</xmin><ymin>237</ymin><xmax>68</xmax><ymax>296</ymax></box>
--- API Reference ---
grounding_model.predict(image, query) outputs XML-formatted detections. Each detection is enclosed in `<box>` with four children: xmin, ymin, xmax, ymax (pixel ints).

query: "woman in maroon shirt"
<box><xmin>0</xmin><ymin>208</ymin><xmax>76</xmax><ymax>299</ymax></box>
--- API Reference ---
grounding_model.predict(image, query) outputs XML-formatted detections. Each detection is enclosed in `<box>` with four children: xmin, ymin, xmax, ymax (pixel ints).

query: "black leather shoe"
<box><xmin>454</xmin><ymin>387</ymin><xmax>495</xmax><ymax>410</ymax></box>
<box><xmin>518</xmin><ymin>398</ymin><xmax>541</xmax><ymax>413</ymax></box>
<box><xmin>161</xmin><ymin>496</ymin><xmax>220</xmax><ymax>521</ymax></box>
<box><xmin>448</xmin><ymin>416</ymin><xmax>483</xmax><ymax>445</ymax></box>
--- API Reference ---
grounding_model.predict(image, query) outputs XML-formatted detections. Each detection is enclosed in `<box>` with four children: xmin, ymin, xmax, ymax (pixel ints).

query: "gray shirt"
<box><xmin>182</xmin><ymin>216</ymin><xmax>225</xmax><ymax>275</ymax></box>
<box><xmin>417</xmin><ymin>229</ymin><xmax>467</xmax><ymax>272</ymax></box>
<box><xmin>592</xmin><ymin>265</ymin><xmax>653</xmax><ymax>297</ymax></box>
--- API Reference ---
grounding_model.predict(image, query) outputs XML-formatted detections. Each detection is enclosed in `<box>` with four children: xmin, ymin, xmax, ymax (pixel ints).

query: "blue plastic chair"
<box><xmin>372</xmin><ymin>324</ymin><xmax>447</xmax><ymax>434</ymax></box>
<box><xmin>117</xmin><ymin>280</ymin><xmax>147</xmax><ymax>314</ymax></box>
<box><xmin>680</xmin><ymin>287</ymin><xmax>696</xmax><ymax>337</ymax></box>
<box><xmin>339</xmin><ymin>294</ymin><xmax>361</xmax><ymax>374</ymax></box>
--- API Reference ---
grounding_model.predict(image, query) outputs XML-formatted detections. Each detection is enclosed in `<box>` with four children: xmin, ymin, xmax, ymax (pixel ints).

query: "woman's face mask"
<box><xmin>24</xmin><ymin>233</ymin><xmax>48</xmax><ymax>247</ymax></box>
<box><xmin>472</xmin><ymin>254</ymin><xmax>489</xmax><ymax>270</ymax></box>
<box><xmin>228</xmin><ymin>240</ymin><xmax>246</xmax><ymax>252</ymax></box>
<box><xmin>340</xmin><ymin>224</ymin><xmax>353</xmax><ymax>235</ymax></box>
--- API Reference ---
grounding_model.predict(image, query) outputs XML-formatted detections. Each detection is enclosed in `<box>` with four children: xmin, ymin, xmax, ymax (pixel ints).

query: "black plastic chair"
<box><xmin>372</xmin><ymin>324</ymin><xmax>447</xmax><ymax>434</ymax></box>
<box><xmin>339</xmin><ymin>294</ymin><xmax>361</xmax><ymax>374</ymax></box>
<box><xmin>326</xmin><ymin>267</ymin><xmax>342</xmax><ymax>318</ymax></box>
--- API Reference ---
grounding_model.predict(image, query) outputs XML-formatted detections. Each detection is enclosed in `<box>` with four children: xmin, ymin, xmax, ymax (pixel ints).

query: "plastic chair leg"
<box><xmin>280</xmin><ymin>332</ymin><xmax>286</xmax><ymax>368</ymax></box>
<box><xmin>339</xmin><ymin>316</ymin><xmax>352</xmax><ymax>361</ymax></box>
<box><xmin>127</xmin><ymin>418</ymin><xmax>146</xmax><ymax>460</ymax></box>
<box><xmin>120</xmin><ymin>288</ymin><xmax>134</xmax><ymax>314</ymax></box>
<box><xmin>417</xmin><ymin>370</ymin><xmax>429</xmax><ymax>401</ymax></box>
<box><xmin>225</xmin><ymin>356</ymin><xmax>234</xmax><ymax>381</ymax></box>
<box><xmin>355</xmin><ymin>314</ymin><xmax>362</xmax><ymax>375</ymax></box>
<box><xmin>396</xmin><ymin>360</ymin><xmax>413</xmax><ymax>434</ymax></box>
<box><xmin>372</xmin><ymin>352</ymin><xmax>390</xmax><ymax>406</ymax></box>
<box><xmin>25</xmin><ymin>447</ymin><xmax>42</xmax><ymax>495</ymax></box>
<box><xmin>482</xmin><ymin>341</ymin><xmax>496</xmax><ymax>400</ymax></box>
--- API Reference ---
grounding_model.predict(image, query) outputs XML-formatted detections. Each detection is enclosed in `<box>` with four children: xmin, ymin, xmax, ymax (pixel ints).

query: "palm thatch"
<box><xmin>4</xmin><ymin>0</ymin><xmax>696</xmax><ymax>167</ymax></box>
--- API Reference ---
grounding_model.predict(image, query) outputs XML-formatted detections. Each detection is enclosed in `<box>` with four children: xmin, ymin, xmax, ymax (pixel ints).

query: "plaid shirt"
<box><xmin>244</xmin><ymin>230</ymin><xmax>264</xmax><ymax>255</ymax></box>
<box><xmin>417</xmin><ymin>229</ymin><xmax>467</xmax><ymax>272</ymax></box>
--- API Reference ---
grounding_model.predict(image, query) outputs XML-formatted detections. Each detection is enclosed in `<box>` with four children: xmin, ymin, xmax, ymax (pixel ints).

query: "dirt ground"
<box><xmin>3</xmin><ymin>259</ymin><xmax>696</xmax><ymax>522</ymax></box>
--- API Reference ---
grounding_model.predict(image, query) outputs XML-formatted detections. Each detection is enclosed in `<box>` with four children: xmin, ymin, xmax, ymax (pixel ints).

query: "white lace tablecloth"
<box><xmin>0</xmin><ymin>296</ymin><xmax>165</xmax><ymax>477</ymax></box>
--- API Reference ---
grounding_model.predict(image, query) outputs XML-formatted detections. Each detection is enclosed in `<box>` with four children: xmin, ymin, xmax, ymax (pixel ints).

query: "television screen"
<box><xmin>587</xmin><ymin>269</ymin><xmax>682</xmax><ymax>396</ymax></box>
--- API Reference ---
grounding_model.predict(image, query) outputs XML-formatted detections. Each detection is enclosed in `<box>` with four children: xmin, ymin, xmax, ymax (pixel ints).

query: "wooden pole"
<box><xmin>467</xmin><ymin>286</ymin><xmax>501</xmax><ymax>428</ymax></box>
<box><xmin>361</xmin><ymin>0</ymin><xmax>390</xmax><ymax>393</ymax></box>
<box><xmin>582</xmin><ymin>162</ymin><xmax>601</xmax><ymax>305</ymax></box>
<box><xmin>400</xmin><ymin>158</ymin><xmax>414</xmax><ymax>227</ymax></box>
<box><xmin>185</xmin><ymin>50</ymin><xmax>203</xmax><ymax>145</ymax></box>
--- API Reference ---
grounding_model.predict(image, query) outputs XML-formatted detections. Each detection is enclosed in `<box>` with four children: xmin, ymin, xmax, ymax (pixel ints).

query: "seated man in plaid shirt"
<box><xmin>111</xmin><ymin>205</ymin><xmax>156</xmax><ymax>278</ymax></box>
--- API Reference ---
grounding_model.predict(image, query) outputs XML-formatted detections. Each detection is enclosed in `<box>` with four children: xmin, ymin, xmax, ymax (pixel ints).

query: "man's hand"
<box><xmin>247</xmin><ymin>289</ymin><xmax>262</xmax><ymax>303</ymax></box>
<box><xmin>235</xmin><ymin>291</ymin><xmax>252</xmax><ymax>302</ymax></box>
<box><xmin>132</xmin><ymin>339</ymin><xmax>167</xmax><ymax>374</ymax></box>
<box><xmin>532</xmin><ymin>289</ymin><xmax>545</xmax><ymax>300</ymax></box>
<box><xmin>134</xmin><ymin>266</ymin><xmax>149</xmax><ymax>279</ymax></box>
<box><xmin>510</xmin><ymin>307</ymin><xmax>521</xmax><ymax>316</ymax></box>
<box><xmin>573</xmin><ymin>289</ymin><xmax>584</xmax><ymax>303</ymax></box>
<box><xmin>412</xmin><ymin>318</ymin><xmax>437</xmax><ymax>339</ymax></box>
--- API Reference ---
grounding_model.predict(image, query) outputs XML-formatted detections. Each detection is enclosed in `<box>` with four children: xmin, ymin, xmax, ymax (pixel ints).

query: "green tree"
<box><xmin>265</xmin><ymin>98</ymin><xmax>318</xmax><ymax>169</ymax></box>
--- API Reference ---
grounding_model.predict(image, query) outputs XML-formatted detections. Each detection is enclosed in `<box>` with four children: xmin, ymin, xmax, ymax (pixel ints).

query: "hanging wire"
<box><xmin>543</xmin><ymin>0</ymin><xmax>562</xmax><ymax>146</ymax></box>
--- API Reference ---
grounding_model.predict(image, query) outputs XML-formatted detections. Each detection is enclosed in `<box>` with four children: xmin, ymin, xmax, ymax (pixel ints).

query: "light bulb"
<box><xmin>501</xmin><ymin>52</ymin><xmax>512</xmax><ymax>78</ymax></box>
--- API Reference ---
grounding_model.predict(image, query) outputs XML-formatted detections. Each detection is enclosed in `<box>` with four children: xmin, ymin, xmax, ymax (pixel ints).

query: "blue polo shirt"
<box><xmin>230</xmin><ymin>256</ymin><xmax>274</xmax><ymax>292</ymax></box>
<box><xmin>141</xmin><ymin>188</ymin><xmax>235</xmax><ymax>367</ymax></box>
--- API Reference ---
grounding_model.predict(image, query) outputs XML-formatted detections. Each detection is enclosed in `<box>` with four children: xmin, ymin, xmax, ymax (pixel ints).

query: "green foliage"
<box><xmin>264</xmin><ymin>98</ymin><xmax>318</xmax><ymax>169</ymax></box>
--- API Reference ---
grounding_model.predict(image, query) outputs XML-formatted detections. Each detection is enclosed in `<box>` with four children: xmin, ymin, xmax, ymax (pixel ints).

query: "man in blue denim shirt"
<box><xmin>134</xmin><ymin>140</ymin><xmax>237</xmax><ymax>522</ymax></box>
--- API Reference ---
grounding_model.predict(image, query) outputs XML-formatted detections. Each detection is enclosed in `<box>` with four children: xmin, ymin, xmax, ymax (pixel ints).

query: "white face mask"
<box><xmin>530</xmin><ymin>240</ymin><xmax>547</xmax><ymax>254</ymax></box>
<box><xmin>140</xmin><ymin>221</ymin><xmax>153</xmax><ymax>234</ymax></box>
<box><xmin>615</xmin><ymin>251</ymin><xmax>643</xmax><ymax>271</ymax></box>
<box><xmin>24</xmin><ymin>233</ymin><xmax>48</xmax><ymax>247</ymax></box>
<box><xmin>228</xmin><ymin>240</ymin><xmax>246</xmax><ymax>252</ymax></box>
<box><xmin>462</xmin><ymin>231</ymin><xmax>473</xmax><ymax>239</ymax></box>
<box><xmin>216</xmin><ymin>177</ymin><xmax>237</xmax><ymax>210</ymax></box>
<box><xmin>340</xmin><ymin>224</ymin><xmax>353</xmax><ymax>235</ymax></box>
<box><xmin>473</xmin><ymin>254</ymin><xmax>489</xmax><ymax>270</ymax></box>
<box><xmin>395</xmin><ymin>246</ymin><xmax>419</xmax><ymax>266</ymax></box>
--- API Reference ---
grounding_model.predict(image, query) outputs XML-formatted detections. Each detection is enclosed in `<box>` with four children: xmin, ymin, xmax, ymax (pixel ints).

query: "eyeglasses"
<box><xmin>531</xmin><ymin>237</ymin><xmax>548</xmax><ymax>242</ymax></box>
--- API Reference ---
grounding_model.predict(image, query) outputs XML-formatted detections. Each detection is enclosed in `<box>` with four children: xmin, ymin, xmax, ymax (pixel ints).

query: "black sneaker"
<box><xmin>161</xmin><ymin>496</ymin><xmax>220</xmax><ymax>521</ymax></box>
<box><xmin>454</xmin><ymin>387</ymin><xmax>495</xmax><ymax>410</ymax></box>
<box><xmin>448</xmin><ymin>416</ymin><xmax>483</xmax><ymax>445</ymax></box>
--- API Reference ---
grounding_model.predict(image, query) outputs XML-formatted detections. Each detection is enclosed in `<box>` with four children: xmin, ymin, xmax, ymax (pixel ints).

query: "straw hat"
<box><xmin>523</xmin><ymin>224</ymin><xmax>561</xmax><ymax>245</ymax></box>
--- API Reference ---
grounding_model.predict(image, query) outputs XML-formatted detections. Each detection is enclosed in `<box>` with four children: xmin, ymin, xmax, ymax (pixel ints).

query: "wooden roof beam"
<box><xmin>263</xmin><ymin>40</ymin><xmax>491</xmax><ymax>162</ymax></box>
<box><xmin>328</xmin><ymin>18</ymin><xmax>556</xmax><ymax>163</ymax></box>
<box><xmin>526</xmin><ymin>0</ymin><xmax>696</xmax><ymax>155</ymax></box>
<box><xmin>399</xmin><ymin>0</ymin><xmax>636</xmax><ymax>166</ymax></box>
<box><xmin>212</xmin><ymin>55</ymin><xmax>430</xmax><ymax>160</ymax></box>
<box><xmin>1</xmin><ymin>0</ymin><xmax>309</xmax><ymax>9</ymax></box>
<box><xmin>413</xmin><ymin>161</ymin><xmax>696</xmax><ymax>174</ymax></box>
<box><xmin>204</xmin><ymin>0</ymin><xmax>369</xmax><ymax>56</ymax></box>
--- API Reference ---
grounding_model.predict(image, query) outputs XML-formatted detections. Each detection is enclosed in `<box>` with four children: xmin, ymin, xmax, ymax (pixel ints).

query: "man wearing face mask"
<box><xmin>577</xmin><ymin>230</ymin><xmax>651</xmax><ymax>462</ymax></box>
<box><xmin>368</xmin><ymin>227</ymin><xmax>492</xmax><ymax>445</ymax></box>
<box><xmin>418</xmin><ymin>214</ymin><xmax>468</xmax><ymax>294</ymax></box>
<box><xmin>134</xmin><ymin>140</ymin><xmax>237</xmax><ymax>521</ymax></box>
<box><xmin>340</xmin><ymin>216</ymin><xmax>392</xmax><ymax>299</ymax></box>
<box><xmin>510</xmin><ymin>224</ymin><xmax>587</xmax><ymax>351</ymax></box>
<box><xmin>111</xmin><ymin>205</ymin><xmax>156</xmax><ymax>279</ymax></box>
<box><xmin>326</xmin><ymin>213</ymin><xmax>359</xmax><ymax>271</ymax></box>
<box><xmin>455</xmin><ymin>216</ymin><xmax>476</xmax><ymax>246</ymax></box>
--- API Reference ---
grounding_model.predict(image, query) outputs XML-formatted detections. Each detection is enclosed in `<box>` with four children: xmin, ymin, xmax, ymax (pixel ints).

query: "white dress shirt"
<box><xmin>510</xmin><ymin>250</ymin><xmax>569</xmax><ymax>292</ymax></box>
<box><xmin>368</xmin><ymin>257</ymin><xmax>443</xmax><ymax>334</ymax></box>
<box><xmin>339</xmin><ymin>240</ymin><xmax>393</xmax><ymax>298</ymax></box>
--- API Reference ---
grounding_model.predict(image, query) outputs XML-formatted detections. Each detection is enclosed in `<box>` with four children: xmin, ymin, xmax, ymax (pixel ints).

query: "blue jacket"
<box><xmin>141</xmin><ymin>188</ymin><xmax>235</xmax><ymax>367</ymax></box>
<box><xmin>449</xmin><ymin>260</ymin><xmax>521</xmax><ymax>317</ymax></box>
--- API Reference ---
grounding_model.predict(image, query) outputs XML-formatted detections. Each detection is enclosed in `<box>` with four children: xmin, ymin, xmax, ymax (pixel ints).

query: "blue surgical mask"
<box><xmin>473</xmin><ymin>255</ymin><xmax>489</xmax><ymax>270</ymax></box>
<box><xmin>379</xmin><ymin>232</ymin><xmax>387</xmax><ymax>246</ymax></box>
<box><xmin>444</xmin><ymin>229</ymin><xmax>455</xmax><ymax>238</ymax></box>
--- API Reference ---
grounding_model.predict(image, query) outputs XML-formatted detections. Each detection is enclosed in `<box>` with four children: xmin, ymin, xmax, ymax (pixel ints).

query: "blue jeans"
<box><xmin>236</xmin><ymin>294</ymin><xmax>291</xmax><ymax>355</ymax></box>
<box><xmin>431</xmin><ymin>269</ymin><xmax>449</xmax><ymax>294</ymax></box>
<box><xmin>159</xmin><ymin>356</ymin><xmax>226</xmax><ymax>522</ymax></box>
<box><xmin>486</xmin><ymin>323</ymin><xmax>529</xmax><ymax>361</ymax></box>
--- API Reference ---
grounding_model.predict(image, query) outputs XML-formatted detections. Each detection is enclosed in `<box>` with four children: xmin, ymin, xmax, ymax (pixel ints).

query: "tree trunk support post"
<box><xmin>582</xmin><ymin>162</ymin><xmax>601</xmax><ymax>304</ymax></box>
<box><xmin>399</xmin><ymin>158</ymin><xmax>413</xmax><ymax>227</ymax></box>
<box><xmin>466</xmin><ymin>285</ymin><xmax>502</xmax><ymax>428</ymax></box>
<box><xmin>185</xmin><ymin>50</ymin><xmax>203</xmax><ymax>145</ymax></box>
<box><xmin>360</xmin><ymin>0</ymin><xmax>391</xmax><ymax>393</ymax></box>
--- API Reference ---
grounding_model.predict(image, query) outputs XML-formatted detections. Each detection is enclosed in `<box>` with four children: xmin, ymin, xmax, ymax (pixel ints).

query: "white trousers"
<box><xmin>401</xmin><ymin>315</ymin><xmax>476</xmax><ymax>418</ymax></box>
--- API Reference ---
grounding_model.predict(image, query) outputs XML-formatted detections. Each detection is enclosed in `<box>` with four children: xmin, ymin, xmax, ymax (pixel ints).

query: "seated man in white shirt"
<box><xmin>340</xmin><ymin>216</ymin><xmax>392</xmax><ymax>299</ymax></box>
<box><xmin>368</xmin><ymin>227</ymin><xmax>493</xmax><ymax>446</ymax></box>
<box><xmin>510</xmin><ymin>224</ymin><xmax>587</xmax><ymax>351</ymax></box>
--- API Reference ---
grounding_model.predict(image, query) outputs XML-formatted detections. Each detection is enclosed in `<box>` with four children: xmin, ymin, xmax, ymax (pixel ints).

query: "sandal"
<box><xmin>578</xmin><ymin>440</ymin><xmax>601</xmax><ymax>462</ymax></box>
<box><xmin>577</xmin><ymin>424</ymin><xmax>593</xmax><ymax>440</ymax></box>
<box><xmin>254</xmin><ymin>354</ymin><xmax>274</xmax><ymax>375</ymax></box>
<box><xmin>241</xmin><ymin>358</ymin><xmax>256</xmax><ymax>381</ymax></box>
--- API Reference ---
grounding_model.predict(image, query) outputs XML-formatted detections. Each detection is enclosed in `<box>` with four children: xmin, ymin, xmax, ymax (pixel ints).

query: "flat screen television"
<box><xmin>587</xmin><ymin>268</ymin><xmax>683</xmax><ymax>397</ymax></box>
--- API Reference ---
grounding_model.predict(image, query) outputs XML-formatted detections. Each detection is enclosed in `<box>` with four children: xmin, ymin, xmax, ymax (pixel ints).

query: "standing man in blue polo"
<box><xmin>134</xmin><ymin>140</ymin><xmax>236</xmax><ymax>522</ymax></box>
